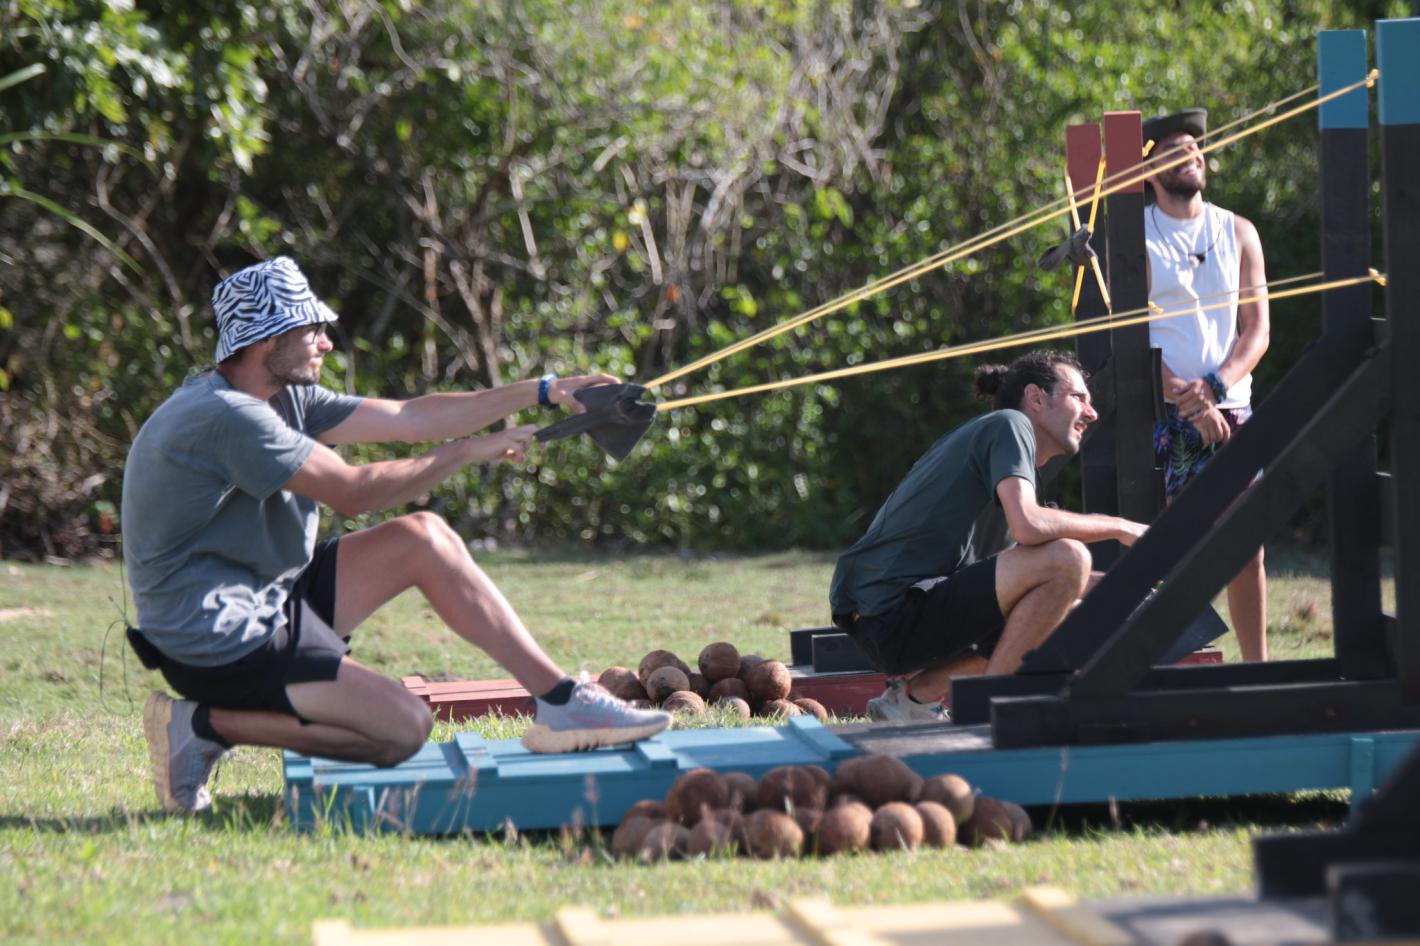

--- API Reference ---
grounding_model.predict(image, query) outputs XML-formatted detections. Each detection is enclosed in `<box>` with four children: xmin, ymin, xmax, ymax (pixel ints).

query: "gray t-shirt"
<box><xmin>121</xmin><ymin>373</ymin><xmax>363</xmax><ymax>666</ymax></box>
<box><xmin>829</xmin><ymin>409</ymin><xmax>1037</xmax><ymax>618</ymax></box>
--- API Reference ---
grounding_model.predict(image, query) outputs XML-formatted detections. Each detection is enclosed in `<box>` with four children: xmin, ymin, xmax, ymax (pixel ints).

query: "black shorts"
<box><xmin>836</xmin><ymin>557</ymin><xmax>1005</xmax><ymax>676</ymax></box>
<box><xmin>153</xmin><ymin>538</ymin><xmax>349</xmax><ymax>720</ymax></box>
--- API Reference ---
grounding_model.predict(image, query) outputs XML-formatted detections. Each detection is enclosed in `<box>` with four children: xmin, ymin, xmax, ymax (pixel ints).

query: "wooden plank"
<box><xmin>1067</xmin><ymin>122</ymin><xmax>1120</xmax><ymax>569</ymax></box>
<box><xmin>1378</xmin><ymin>17</ymin><xmax>1420</xmax><ymax>702</ymax></box>
<box><xmin>991</xmin><ymin>679</ymin><xmax>1420</xmax><ymax>749</ymax></box>
<box><xmin>1318</xmin><ymin>29</ymin><xmax>1389</xmax><ymax>681</ymax></box>
<box><xmin>1102</xmin><ymin>110</ymin><xmax>1161</xmax><ymax>528</ymax></box>
<box><xmin>1020</xmin><ymin>887</ymin><xmax>1134</xmax><ymax>946</ymax></box>
<box><xmin>402</xmin><ymin>669</ymin><xmax>890</xmax><ymax>722</ymax></box>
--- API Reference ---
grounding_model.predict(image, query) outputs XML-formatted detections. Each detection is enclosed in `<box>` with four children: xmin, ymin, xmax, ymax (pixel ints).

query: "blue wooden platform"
<box><xmin>282</xmin><ymin>717</ymin><xmax>1420</xmax><ymax>834</ymax></box>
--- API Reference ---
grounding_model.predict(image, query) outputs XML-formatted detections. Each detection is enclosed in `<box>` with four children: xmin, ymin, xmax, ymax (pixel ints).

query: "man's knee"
<box><xmin>372</xmin><ymin>702</ymin><xmax>434</xmax><ymax>767</ymax></box>
<box><xmin>394</xmin><ymin>511</ymin><xmax>466</xmax><ymax>561</ymax></box>
<box><xmin>1044</xmin><ymin>538</ymin><xmax>1091</xmax><ymax>582</ymax></box>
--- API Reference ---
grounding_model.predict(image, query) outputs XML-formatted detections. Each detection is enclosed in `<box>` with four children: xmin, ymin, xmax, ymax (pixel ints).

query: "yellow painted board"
<box><xmin>312</xmin><ymin>886</ymin><xmax>1130</xmax><ymax>946</ymax></box>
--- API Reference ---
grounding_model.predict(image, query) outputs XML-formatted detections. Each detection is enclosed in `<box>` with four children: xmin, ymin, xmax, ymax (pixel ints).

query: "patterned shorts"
<box><xmin>1154</xmin><ymin>403</ymin><xmax>1252</xmax><ymax>499</ymax></box>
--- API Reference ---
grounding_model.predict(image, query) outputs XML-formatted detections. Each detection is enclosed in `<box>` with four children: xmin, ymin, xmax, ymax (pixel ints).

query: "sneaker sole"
<box><xmin>142</xmin><ymin>691</ymin><xmax>182</xmax><ymax>813</ymax></box>
<box><xmin>520</xmin><ymin>717</ymin><xmax>672</xmax><ymax>754</ymax></box>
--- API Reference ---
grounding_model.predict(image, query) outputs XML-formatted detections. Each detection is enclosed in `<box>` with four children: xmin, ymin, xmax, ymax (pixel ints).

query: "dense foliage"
<box><xmin>0</xmin><ymin>0</ymin><xmax>1402</xmax><ymax>558</ymax></box>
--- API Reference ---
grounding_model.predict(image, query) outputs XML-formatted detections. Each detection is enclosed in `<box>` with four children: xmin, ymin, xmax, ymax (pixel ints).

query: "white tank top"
<box><xmin>1145</xmin><ymin>202</ymin><xmax>1251</xmax><ymax>409</ymax></box>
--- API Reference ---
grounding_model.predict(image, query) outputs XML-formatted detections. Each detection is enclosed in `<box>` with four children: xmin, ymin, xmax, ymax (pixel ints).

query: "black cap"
<box><xmin>1143</xmin><ymin>108</ymin><xmax>1207</xmax><ymax>148</ymax></box>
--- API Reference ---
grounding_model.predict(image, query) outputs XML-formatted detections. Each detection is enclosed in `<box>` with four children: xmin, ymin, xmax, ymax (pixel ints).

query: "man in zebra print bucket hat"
<box><xmin>122</xmin><ymin>257</ymin><xmax>669</xmax><ymax>813</ymax></box>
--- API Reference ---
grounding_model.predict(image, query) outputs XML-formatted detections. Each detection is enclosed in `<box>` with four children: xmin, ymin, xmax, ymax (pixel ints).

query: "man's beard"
<box><xmin>264</xmin><ymin>334</ymin><xmax>321</xmax><ymax>386</ymax></box>
<box><xmin>1159</xmin><ymin>174</ymin><xmax>1204</xmax><ymax>200</ymax></box>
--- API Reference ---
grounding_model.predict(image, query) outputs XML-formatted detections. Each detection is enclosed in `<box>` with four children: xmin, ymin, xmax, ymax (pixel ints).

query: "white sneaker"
<box><xmin>521</xmin><ymin>679</ymin><xmax>672</xmax><ymax>753</ymax></box>
<box><xmin>142</xmin><ymin>691</ymin><xmax>226</xmax><ymax>813</ymax></box>
<box><xmin>865</xmin><ymin>678</ymin><xmax>948</xmax><ymax>723</ymax></box>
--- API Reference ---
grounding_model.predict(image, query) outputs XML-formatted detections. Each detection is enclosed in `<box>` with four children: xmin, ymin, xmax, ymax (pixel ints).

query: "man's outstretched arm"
<box><xmin>997</xmin><ymin>476</ymin><xmax>1146</xmax><ymax>548</ymax></box>
<box><xmin>285</xmin><ymin>426</ymin><xmax>536</xmax><ymax>516</ymax></box>
<box><xmin>320</xmin><ymin>373</ymin><xmax>618</xmax><ymax>445</ymax></box>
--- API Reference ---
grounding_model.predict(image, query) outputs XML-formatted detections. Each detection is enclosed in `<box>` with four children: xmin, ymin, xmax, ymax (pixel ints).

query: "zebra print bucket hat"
<box><xmin>212</xmin><ymin>257</ymin><xmax>339</xmax><ymax>362</ymax></box>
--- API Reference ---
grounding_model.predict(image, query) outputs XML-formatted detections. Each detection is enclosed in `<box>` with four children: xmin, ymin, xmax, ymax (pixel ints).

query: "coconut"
<box><xmin>644</xmin><ymin>666</ymin><xmax>690</xmax><ymax>703</ymax></box>
<box><xmin>759</xmin><ymin>699</ymin><xmax>801</xmax><ymax>719</ymax></box>
<box><xmin>623</xmin><ymin>799</ymin><xmax>669</xmax><ymax>822</ymax></box>
<box><xmin>602</xmin><ymin>671</ymin><xmax>649</xmax><ymax>702</ymax></box>
<box><xmin>815</xmin><ymin>801</ymin><xmax>872</xmax><ymax>856</ymax></box>
<box><xmin>662</xmin><ymin>690</ymin><xmax>707</xmax><ymax>716</ymax></box>
<box><xmin>638</xmin><ymin>649</ymin><xmax>691</xmax><ymax>681</ymax></box>
<box><xmin>793</xmin><ymin>698</ymin><xmax>829</xmax><ymax>722</ymax></box>
<box><xmin>598</xmin><ymin>666</ymin><xmax>641</xmax><ymax>699</ymax></box>
<box><xmin>709</xmin><ymin>677</ymin><xmax>750</xmax><ymax>704</ymax></box>
<box><xmin>745</xmin><ymin>660</ymin><xmax>792</xmax><ymax>703</ymax></box>
<box><xmin>792</xmin><ymin>806</ymin><xmax>823</xmax><ymax>839</ymax></box>
<box><xmin>666</xmin><ymin>768</ymin><xmax>727</xmax><ymax>826</ymax></box>
<box><xmin>687</xmin><ymin>671</ymin><xmax>711</xmax><ymax>699</ymax></box>
<box><xmin>915</xmin><ymin>801</ymin><xmax>957</xmax><ymax>848</ymax></box>
<box><xmin>611</xmin><ymin>816</ymin><xmax>662</xmax><ymax>859</ymax></box>
<box><xmin>637</xmin><ymin>822</ymin><xmax>690</xmax><ymax>862</ymax></box>
<box><xmin>744</xmin><ymin>809</ymin><xmax>803</xmax><ymax>859</ymax></box>
<box><xmin>958</xmin><ymin>796</ymin><xmax>1013</xmax><ymax>846</ymax></box>
<box><xmin>686</xmin><ymin>813</ymin><xmax>737</xmax><ymax>857</ymax></box>
<box><xmin>698</xmin><ymin>642</ymin><xmax>741</xmax><ymax>682</ymax></box>
<box><xmin>999</xmin><ymin>800</ymin><xmax>1032</xmax><ymax>842</ymax></box>
<box><xmin>832</xmin><ymin>755</ymin><xmax>923</xmax><ymax>808</ymax></box>
<box><xmin>718</xmin><ymin>696</ymin><xmax>752</xmax><ymax>720</ymax></box>
<box><xmin>870</xmin><ymin>801</ymin><xmax>925</xmax><ymax>851</ymax></box>
<box><xmin>917</xmin><ymin>774</ymin><xmax>974</xmax><ymax>824</ymax></box>
<box><xmin>755</xmin><ymin>765</ymin><xmax>829</xmax><ymax>814</ymax></box>
<box><xmin>712</xmin><ymin>807</ymin><xmax>749</xmax><ymax>849</ymax></box>
<box><xmin>723</xmin><ymin>771</ymin><xmax>758</xmax><ymax>811</ymax></box>
<box><xmin>737</xmin><ymin>654</ymin><xmax>766</xmax><ymax>682</ymax></box>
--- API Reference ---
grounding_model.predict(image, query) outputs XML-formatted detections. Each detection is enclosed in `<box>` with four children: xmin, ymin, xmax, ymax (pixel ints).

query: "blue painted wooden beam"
<box><xmin>283</xmin><ymin>719</ymin><xmax>1420</xmax><ymax>834</ymax></box>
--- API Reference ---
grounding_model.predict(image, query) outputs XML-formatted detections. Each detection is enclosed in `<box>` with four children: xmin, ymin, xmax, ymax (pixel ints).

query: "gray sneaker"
<box><xmin>865</xmin><ymin>678</ymin><xmax>948</xmax><ymax>723</ymax></box>
<box><xmin>521</xmin><ymin>679</ymin><xmax>672</xmax><ymax>753</ymax></box>
<box><xmin>142</xmin><ymin>691</ymin><xmax>226</xmax><ymax>813</ymax></box>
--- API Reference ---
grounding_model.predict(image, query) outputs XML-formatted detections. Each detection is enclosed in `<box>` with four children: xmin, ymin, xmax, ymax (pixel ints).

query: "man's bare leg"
<box><xmin>330</xmin><ymin>512</ymin><xmax>564</xmax><ymax>695</ymax></box>
<box><xmin>904</xmin><ymin>652</ymin><xmax>988</xmax><ymax>706</ymax></box>
<box><xmin>1227</xmin><ymin>546</ymin><xmax>1267</xmax><ymax>662</ymax></box>
<box><xmin>208</xmin><ymin>656</ymin><xmax>433</xmax><ymax>766</ymax></box>
<box><xmin>905</xmin><ymin>539</ymin><xmax>1091</xmax><ymax>703</ymax></box>
<box><xmin>203</xmin><ymin>511</ymin><xmax>573</xmax><ymax>765</ymax></box>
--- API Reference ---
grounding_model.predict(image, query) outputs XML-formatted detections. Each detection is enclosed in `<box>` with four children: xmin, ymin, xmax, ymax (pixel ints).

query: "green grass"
<box><xmin>0</xmin><ymin>547</ymin><xmax>1369</xmax><ymax>944</ymax></box>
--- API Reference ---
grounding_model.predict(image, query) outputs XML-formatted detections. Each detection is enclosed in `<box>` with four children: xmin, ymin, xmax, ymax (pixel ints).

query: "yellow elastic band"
<box><xmin>652</xmin><ymin>271</ymin><xmax>1381</xmax><ymax>412</ymax></box>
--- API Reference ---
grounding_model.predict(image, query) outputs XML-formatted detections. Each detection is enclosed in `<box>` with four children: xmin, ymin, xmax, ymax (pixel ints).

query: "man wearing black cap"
<box><xmin>1143</xmin><ymin>108</ymin><xmax>1271</xmax><ymax>662</ymax></box>
<box><xmin>123</xmin><ymin>257</ymin><xmax>671</xmax><ymax>813</ymax></box>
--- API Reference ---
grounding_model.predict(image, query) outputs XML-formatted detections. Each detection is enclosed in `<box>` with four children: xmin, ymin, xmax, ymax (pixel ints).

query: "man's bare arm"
<box><xmin>285</xmin><ymin>426</ymin><xmax>536</xmax><ymax>516</ymax></box>
<box><xmin>997</xmin><ymin>476</ymin><xmax>1146</xmax><ymax>547</ymax></box>
<box><xmin>1218</xmin><ymin>214</ymin><xmax>1270</xmax><ymax>390</ymax></box>
<box><xmin>320</xmin><ymin>373</ymin><xmax>618</xmax><ymax>445</ymax></box>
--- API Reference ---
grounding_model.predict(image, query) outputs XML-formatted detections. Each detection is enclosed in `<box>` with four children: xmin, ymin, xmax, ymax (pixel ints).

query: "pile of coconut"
<box><xmin>598</xmin><ymin>642</ymin><xmax>828</xmax><ymax>721</ymax></box>
<box><xmin>610</xmin><ymin>754</ymin><xmax>1031</xmax><ymax>862</ymax></box>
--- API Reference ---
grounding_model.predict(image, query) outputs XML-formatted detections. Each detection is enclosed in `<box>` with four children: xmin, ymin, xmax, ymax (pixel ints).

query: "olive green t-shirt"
<box><xmin>829</xmin><ymin>409</ymin><xmax>1037</xmax><ymax>618</ymax></box>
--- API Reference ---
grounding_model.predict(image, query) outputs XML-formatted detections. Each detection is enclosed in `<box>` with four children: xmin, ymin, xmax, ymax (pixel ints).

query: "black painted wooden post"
<box><xmin>1102</xmin><ymin>111</ymin><xmax>1163</xmax><ymax>525</ymax></box>
<box><xmin>1067</xmin><ymin>123</ymin><xmax>1120</xmax><ymax>566</ymax></box>
<box><xmin>1378</xmin><ymin>17</ymin><xmax>1420</xmax><ymax>701</ymax></box>
<box><xmin>1319</xmin><ymin>29</ymin><xmax>1390</xmax><ymax>680</ymax></box>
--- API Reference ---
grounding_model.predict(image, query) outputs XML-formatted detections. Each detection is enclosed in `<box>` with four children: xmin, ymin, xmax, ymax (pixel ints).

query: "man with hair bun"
<box><xmin>829</xmin><ymin>350</ymin><xmax>1147</xmax><ymax>721</ymax></box>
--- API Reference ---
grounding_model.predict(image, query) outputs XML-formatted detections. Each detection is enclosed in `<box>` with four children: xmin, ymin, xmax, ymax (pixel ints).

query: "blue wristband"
<box><xmin>538</xmin><ymin>373</ymin><xmax>558</xmax><ymax>408</ymax></box>
<box><xmin>1203</xmin><ymin>372</ymin><xmax>1228</xmax><ymax>403</ymax></box>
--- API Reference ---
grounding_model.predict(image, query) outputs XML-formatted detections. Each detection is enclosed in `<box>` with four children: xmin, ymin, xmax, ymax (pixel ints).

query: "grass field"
<box><xmin>0</xmin><ymin>546</ymin><xmax>1372</xmax><ymax>944</ymax></box>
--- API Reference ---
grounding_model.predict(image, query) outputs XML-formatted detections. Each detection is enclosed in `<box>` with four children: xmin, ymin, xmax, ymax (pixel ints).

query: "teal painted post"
<box><xmin>1377</xmin><ymin>18</ymin><xmax>1420</xmax><ymax>702</ymax></box>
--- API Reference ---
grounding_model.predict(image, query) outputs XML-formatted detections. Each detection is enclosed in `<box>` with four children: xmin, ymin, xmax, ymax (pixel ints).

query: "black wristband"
<box><xmin>538</xmin><ymin>373</ymin><xmax>558</xmax><ymax>408</ymax></box>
